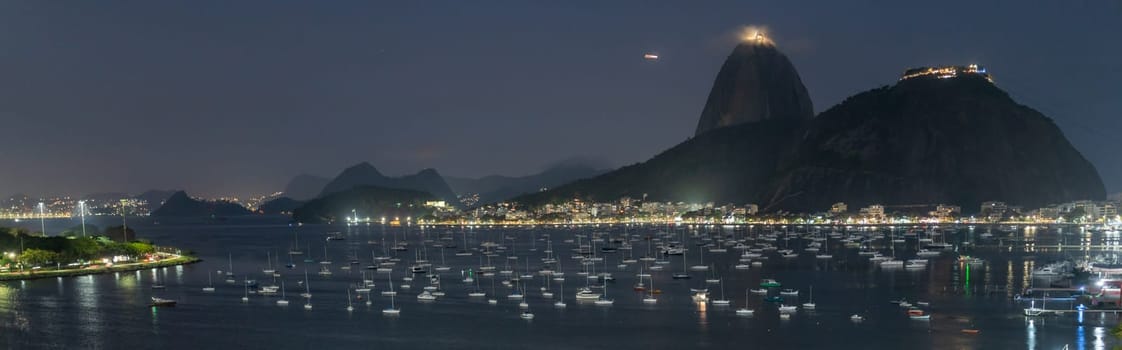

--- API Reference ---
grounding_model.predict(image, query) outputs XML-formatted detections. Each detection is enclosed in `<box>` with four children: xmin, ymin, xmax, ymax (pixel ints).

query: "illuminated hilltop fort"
<box><xmin>900</xmin><ymin>64</ymin><xmax>993</xmax><ymax>83</ymax></box>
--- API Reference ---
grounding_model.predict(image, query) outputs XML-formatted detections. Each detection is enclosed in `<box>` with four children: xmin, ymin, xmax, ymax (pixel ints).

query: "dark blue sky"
<box><xmin>1</xmin><ymin>1</ymin><xmax>1119</xmax><ymax>198</ymax></box>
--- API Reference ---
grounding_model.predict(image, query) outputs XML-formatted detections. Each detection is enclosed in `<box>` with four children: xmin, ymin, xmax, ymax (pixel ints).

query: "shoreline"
<box><xmin>0</xmin><ymin>255</ymin><xmax>201</xmax><ymax>282</ymax></box>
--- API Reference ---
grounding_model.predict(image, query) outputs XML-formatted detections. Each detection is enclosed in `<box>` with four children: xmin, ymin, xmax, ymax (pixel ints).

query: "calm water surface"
<box><xmin>0</xmin><ymin>217</ymin><xmax>1117</xmax><ymax>349</ymax></box>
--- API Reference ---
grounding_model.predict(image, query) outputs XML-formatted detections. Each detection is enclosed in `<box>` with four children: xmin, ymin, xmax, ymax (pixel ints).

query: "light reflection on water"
<box><xmin>1027</xmin><ymin>319</ymin><xmax>1036</xmax><ymax>350</ymax></box>
<box><xmin>77</xmin><ymin>274</ymin><xmax>103</xmax><ymax>349</ymax></box>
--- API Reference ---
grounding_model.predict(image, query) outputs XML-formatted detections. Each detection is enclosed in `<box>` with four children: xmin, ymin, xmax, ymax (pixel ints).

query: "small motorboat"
<box><xmin>850</xmin><ymin>314</ymin><xmax>864</xmax><ymax>322</ymax></box>
<box><xmin>149</xmin><ymin>297</ymin><xmax>177</xmax><ymax>307</ymax></box>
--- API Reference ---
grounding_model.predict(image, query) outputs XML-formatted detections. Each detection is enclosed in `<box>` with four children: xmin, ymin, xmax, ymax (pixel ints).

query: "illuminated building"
<box><xmin>900</xmin><ymin>64</ymin><xmax>993</xmax><ymax>83</ymax></box>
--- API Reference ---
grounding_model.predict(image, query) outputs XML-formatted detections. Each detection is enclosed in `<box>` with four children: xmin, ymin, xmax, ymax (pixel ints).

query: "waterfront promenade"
<box><xmin>0</xmin><ymin>253</ymin><xmax>200</xmax><ymax>281</ymax></box>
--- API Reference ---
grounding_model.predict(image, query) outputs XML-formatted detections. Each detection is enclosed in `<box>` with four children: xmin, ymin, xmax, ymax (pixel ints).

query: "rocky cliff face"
<box><xmin>694</xmin><ymin>41</ymin><xmax>813</xmax><ymax>136</ymax></box>
<box><xmin>763</xmin><ymin>75</ymin><xmax>1105</xmax><ymax>211</ymax></box>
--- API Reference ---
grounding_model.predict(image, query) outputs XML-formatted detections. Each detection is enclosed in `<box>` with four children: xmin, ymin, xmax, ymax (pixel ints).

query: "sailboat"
<box><xmin>241</xmin><ymin>281</ymin><xmax>249</xmax><ymax>303</ymax></box>
<box><xmin>277</xmin><ymin>280</ymin><xmax>289</xmax><ymax>306</ymax></box>
<box><xmin>319</xmin><ymin>245</ymin><xmax>332</xmax><ymax>265</ymax></box>
<box><xmin>672</xmin><ymin>249</ymin><xmax>690</xmax><ymax>279</ymax></box>
<box><xmin>202</xmin><ymin>271</ymin><xmax>215</xmax><ymax>292</ymax></box>
<box><xmin>285</xmin><ymin>250</ymin><xmax>296</xmax><ymax>269</ymax></box>
<box><xmin>225</xmin><ymin>253</ymin><xmax>236</xmax><ymax>283</ymax></box>
<box><xmin>381</xmin><ymin>271</ymin><xmax>398</xmax><ymax>296</ymax></box>
<box><xmin>383</xmin><ymin>276</ymin><xmax>400</xmax><ymax>315</ymax></box>
<box><xmin>300</xmin><ymin>269</ymin><xmax>313</xmax><ymax>298</ymax></box>
<box><xmin>633</xmin><ymin>265</ymin><xmax>647</xmax><ymax>291</ymax></box>
<box><xmin>594</xmin><ymin>278</ymin><xmax>614</xmax><ymax>306</ymax></box>
<box><xmin>815</xmin><ymin>235</ymin><xmax>833</xmax><ymax>259</ymax></box>
<box><xmin>1024</xmin><ymin>292</ymin><xmax>1047</xmax><ymax>316</ymax></box>
<box><xmin>518</xmin><ymin>284</ymin><xmax>529</xmax><ymax>309</ymax></box>
<box><xmin>554</xmin><ymin>282</ymin><xmax>567</xmax><ymax>308</ymax></box>
<box><xmin>346</xmin><ymin>288</ymin><xmax>355</xmax><ymax>311</ymax></box>
<box><xmin>802</xmin><ymin>285</ymin><xmax>817</xmax><ymax>310</ymax></box>
<box><xmin>468</xmin><ymin>272</ymin><xmax>486</xmax><ymax>297</ymax></box>
<box><xmin>488</xmin><ymin>276</ymin><xmax>498</xmax><ymax>305</ymax></box>
<box><xmin>289</xmin><ymin>231</ymin><xmax>304</xmax><ymax>255</ymax></box>
<box><xmin>712</xmin><ymin>279</ymin><xmax>731</xmax><ymax>305</ymax></box>
<box><xmin>435</xmin><ymin>247</ymin><xmax>451</xmax><ymax>272</ymax></box>
<box><xmin>455</xmin><ymin>228</ymin><xmax>472</xmax><ymax>256</ymax></box>
<box><xmin>541</xmin><ymin>274</ymin><xmax>554</xmax><ymax>298</ymax></box>
<box><xmin>263</xmin><ymin>251</ymin><xmax>276</xmax><ymax>274</ymax></box>
<box><xmin>642</xmin><ymin>274</ymin><xmax>658</xmax><ymax>304</ymax></box>
<box><xmin>705</xmin><ymin>265</ymin><xmax>720</xmax><ymax>284</ymax></box>
<box><xmin>735</xmin><ymin>288</ymin><xmax>754</xmax><ymax>316</ymax></box>
<box><xmin>689</xmin><ymin>246</ymin><xmax>708</xmax><ymax>271</ymax></box>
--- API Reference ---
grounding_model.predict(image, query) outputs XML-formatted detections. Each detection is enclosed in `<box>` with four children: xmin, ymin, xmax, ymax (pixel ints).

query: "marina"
<box><xmin>0</xmin><ymin>216</ymin><xmax>1120</xmax><ymax>349</ymax></box>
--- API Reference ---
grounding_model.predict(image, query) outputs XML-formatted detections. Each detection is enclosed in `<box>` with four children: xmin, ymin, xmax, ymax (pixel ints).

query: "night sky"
<box><xmin>1</xmin><ymin>1</ymin><xmax>1119</xmax><ymax>198</ymax></box>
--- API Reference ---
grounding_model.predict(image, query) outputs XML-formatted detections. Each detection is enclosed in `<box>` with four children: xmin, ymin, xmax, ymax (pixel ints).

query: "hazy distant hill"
<box><xmin>446</xmin><ymin>159</ymin><xmax>609</xmax><ymax>205</ymax></box>
<box><xmin>134</xmin><ymin>189</ymin><xmax>178</xmax><ymax>212</ymax></box>
<box><xmin>152</xmin><ymin>191</ymin><xmax>252</xmax><ymax>217</ymax></box>
<box><xmin>318</xmin><ymin>162</ymin><xmax>458</xmax><ymax>206</ymax></box>
<box><xmin>293</xmin><ymin>186</ymin><xmax>435</xmax><ymax>224</ymax></box>
<box><xmin>282</xmin><ymin>174</ymin><xmax>329</xmax><ymax>201</ymax></box>
<box><xmin>257</xmin><ymin>197</ymin><xmax>304</xmax><ymax>215</ymax></box>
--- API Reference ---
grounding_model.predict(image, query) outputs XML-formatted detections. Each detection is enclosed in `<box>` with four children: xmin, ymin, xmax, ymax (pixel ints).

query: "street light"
<box><xmin>38</xmin><ymin>202</ymin><xmax>46</xmax><ymax>235</ymax></box>
<box><xmin>79</xmin><ymin>200</ymin><xmax>87</xmax><ymax>237</ymax></box>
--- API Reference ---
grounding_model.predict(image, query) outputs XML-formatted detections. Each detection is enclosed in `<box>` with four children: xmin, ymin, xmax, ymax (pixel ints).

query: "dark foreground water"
<box><xmin>0</xmin><ymin>216</ymin><xmax>1117</xmax><ymax>349</ymax></box>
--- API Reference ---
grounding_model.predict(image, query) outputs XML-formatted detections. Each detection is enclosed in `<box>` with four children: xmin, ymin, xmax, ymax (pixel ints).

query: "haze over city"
<box><xmin>1</xmin><ymin>1</ymin><xmax>1119</xmax><ymax>198</ymax></box>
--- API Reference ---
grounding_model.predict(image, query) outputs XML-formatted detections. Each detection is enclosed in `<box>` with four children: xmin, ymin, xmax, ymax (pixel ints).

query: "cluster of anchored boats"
<box><xmin>149</xmin><ymin>225</ymin><xmax>951</xmax><ymax>322</ymax></box>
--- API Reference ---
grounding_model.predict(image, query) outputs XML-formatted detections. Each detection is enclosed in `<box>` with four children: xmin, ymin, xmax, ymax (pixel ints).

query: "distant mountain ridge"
<box><xmin>152</xmin><ymin>191</ymin><xmax>252</xmax><ymax>217</ymax></box>
<box><xmin>446</xmin><ymin>159</ymin><xmax>609</xmax><ymax>205</ymax></box>
<box><xmin>257</xmin><ymin>197</ymin><xmax>304</xmax><ymax>215</ymax></box>
<box><xmin>293</xmin><ymin>185</ymin><xmax>436</xmax><ymax>224</ymax></box>
<box><xmin>282</xmin><ymin>174</ymin><xmax>329</xmax><ymax>201</ymax></box>
<box><xmin>317</xmin><ymin>162</ymin><xmax>459</xmax><ymax>206</ymax></box>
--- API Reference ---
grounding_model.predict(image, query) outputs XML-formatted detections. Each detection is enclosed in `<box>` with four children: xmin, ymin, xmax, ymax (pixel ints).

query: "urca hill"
<box><xmin>517</xmin><ymin>38</ymin><xmax>1105</xmax><ymax>212</ymax></box>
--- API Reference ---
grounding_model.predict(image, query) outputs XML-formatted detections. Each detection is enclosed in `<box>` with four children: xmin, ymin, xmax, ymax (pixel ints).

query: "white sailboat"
<box><xmin>301</xmin><ymin>269</ymin><xmax>313</xmax><ymax>299</ymax></box>
<box><xmin>594</xmin><ymin>278</ymin><xmax>614</xmax><ymax>306</ymax></box>
<box><xmin>642</xmin><ymin>274</ymin><xmax>657</xmax><ymax>304</ymax></box>
<box><xmin>712</xmin><ymin>279</ymin><xmax>731</xmax><ymax>305</ymax></box>
<box><xmin>241</xmin><ymin>281</ymin><xmax>249</xmax><ymax>303</ymax></box>
<box><xmin>383</xmin><ymin>276</ymin><xmax>400</xmax><ymax>315</ymax></box>
<box><xmin>276</xmin><ymin>280</ymin><xmax>289</xmax><ymax>306</ymax></box>
<box><xmin>346</xmin><ymin>288</ymin><xmax>355</xmax><ymax>311</ymax></box>
<box><xmin>689</xmin><ymin>245</ymin><xmax>708</xmax><ymax>271</ymax></box>
<box><xmin>802</xmin><ymin>285</ymin><xmax>816</xmax><ymax>310</ymax></box>
<box><xmin>263</xmin><ymin>250</ymin><xmax>276</xmax><ymax>274</ymax></box>
<box><xmin>202</xmin><ymin>271</ymin><xmax>216</xmax><ymax>292</ymax></box>
<box><xmin>303</xmin><ymin>269</ymin><xmax>313</xmax><ymax>310</ymax></box>
<box><xmin>554</xmin><ymin>282</ymin><xmax>567</xmax><ymax>308</ymax></box>
<box><xmin>225</xmin><ymin>253</ymin><xmax>236</xmax><ymax>283</ymax></box>
<box><xmin>735</xmin><ymin>288</ymin><xmax>754</xmax><ymax>316</ymax></box>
